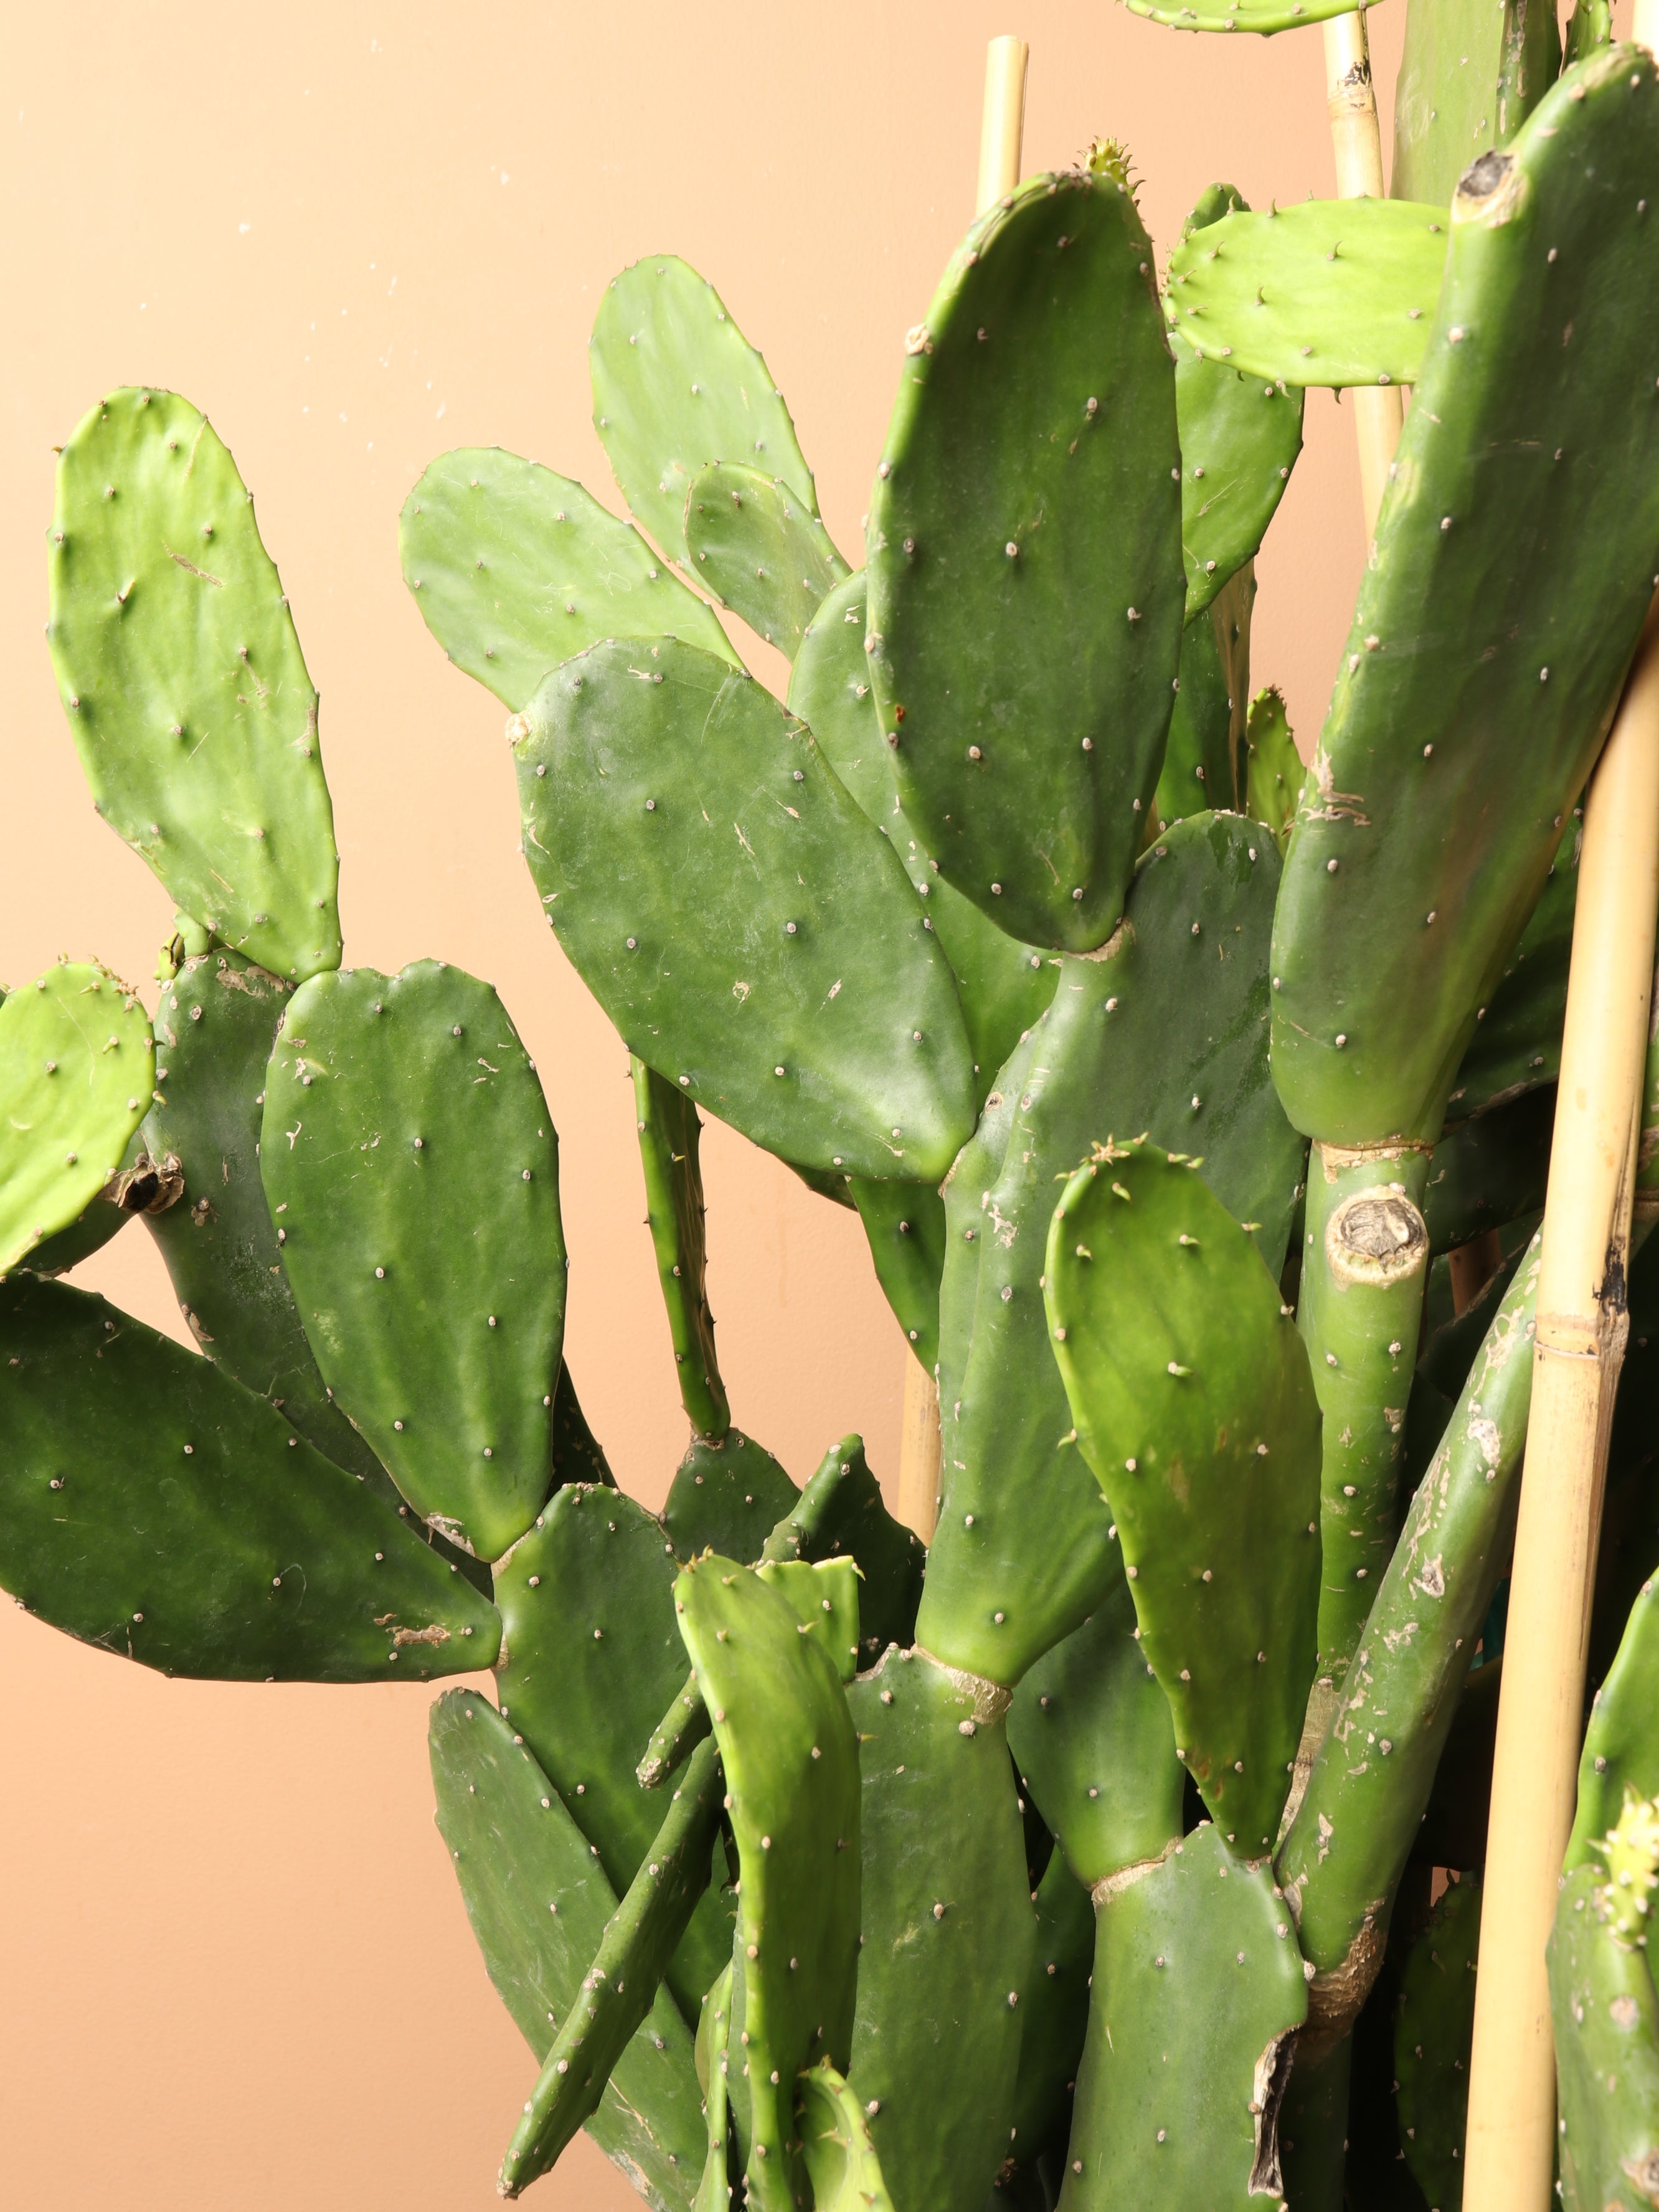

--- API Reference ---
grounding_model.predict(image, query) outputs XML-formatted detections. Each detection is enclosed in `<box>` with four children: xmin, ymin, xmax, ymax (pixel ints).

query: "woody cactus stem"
<box><xmin>1298</xmin><ymin>1144</ymin><xmax>1432</xmax><ymax>1691</ymax></box>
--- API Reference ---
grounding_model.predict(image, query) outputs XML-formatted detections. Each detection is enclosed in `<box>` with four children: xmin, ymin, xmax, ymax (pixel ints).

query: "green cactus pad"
<box><xmin>634</xmin><ymin>1058</ymin><xmax>729</xmax><ymax>1441</ymax></box>
<box><xmin>47</xmin><ymin>389</ymin><xmax>341</xmax><ymax>980</ymax></box>
<box><xmin>0</xmin><ymin>962</ymin><xmax>153</xmax><ymax>1274</ymax></box>
<box><xmin>399</xmin><ymin>447</ymin><xmax>734</xmax><ymax>712</ymax></box>
<box><xmin>0</xmin><ymin>1274</ymin><xmax>499</xmax><ymax>1679</ymax></box>
<box><xmin>1271</xmin><ymin>52</ymin><xmax>1659</xmax><ymax>1149</ymax></box>
<box><xmin>429</xmin><ymin>1690</ymin><xmax>702</xmax><ymax>2211</ymax></box>
<box><xmin>591</xmin><ymin>255</ymin><xmax>821</xmax><ymax>569</ymax></box>
<box><xmin>1392</xmin><ymin>0</ymin><xmax>1506</xmax><ymax>206</ymax></box>
<box><xmin>1298</xmin><ymin>1144</ymin><xmax>1434</xmax><ymax>1683</ymax></box>
<box><xmin>1422</xmin><ymin>1081</ymin><xmax>1554</xmax><ymax>1253</ymax></box>
<box><xmin>674</xmin><ymin>1553</ymin><xmax>861</xmax><ymax>2212</ymax></box>
<box><xmin>1046</xmin><ymin>1143</ymin><xmax>1320</xmax><ymax>1853</ymax></box>
<box><xmin>1008</xmin><ymin>1572</ymin><xmax>1186</xmax><ymax>1888</ymax></box>
<box><xmin>1443</xmin><ymin>813</ymin><xmax>1579</xmax><ymax>1125</ymax></box>
<box><xmin>1125</xmin><ymin>0</ymin><xmax>1392</xmax><ymax>30</ymax></box>
<box><xmin>1565</xmin><ymin>0</ymin><xmax>1614</xmax><ymax>69</ymax></box>
<box><xmin>844</xmin><ymin>1648</ymin><xmax>1031</xmax><ymax>2212</ymax></box>
<box><xmin>866</xmin><ymin>168</ymin><xmax>1183</xmax><ymax>953</ymax></box>
<box><xmin>1066</xmin><ymin>1825</ymin><xmax>1307</xmax><ymax>2208</ymax></box>
<box><xmin>1280</xmin><ymin>1240</ymin><xmax>1538</xmax><ymax>1993</ymax></box>
<box><xmin>1009</xmin><ymin>1846</ymin><xmax>1094</xmax><ymax>2164</ymax></box>
<box><xmin>849</xmin><ymin>1178</ymin><xmax>945</xmax><ymax>1372</ymax></box>
<box><xmin>919</xmin><ymin>811</ymin><xmax>1305</xmax><ymax>1688</ymax></box>
<box><xmin>787</xmin><ymin>570</ymin><xmax>891</xmax><ymax>828</ymax></box>
<box><xmin>798</xmin><ymin>2062</ymin><xmax>895</xmax><ymax>2212</ymax></box>
<box><xmin>663</xmin><ymin>1430</ymin><xmax>798</xmax><ymax>1564</ymax></box>
<box><xmin>515</xmin><ymin>636</ymin><xmax>976</xmax><ymax>1183</ymax></box>
<box><xmin>1395</xmin><ymin>1875</ymin><xmax>1480</xmax><ymax>2212</ymax></box>
<box><xmin>261</xmin><ymin>959</ymin><xmax>566</xmax><ymax>1561</ymax></box>
<box><xmin>494</xmin><ymin>1483</ymin><xmax>730</xmax><ymax>2018</ymax></box>
<box><xmin>761</xmin><ymin>1435</ymin><xmax>924</xmax><ymax>1665</ymax></box>
<box><xmin>1571</xmin><ymin>1577</ymin><xmax>1659</xmax><ymax>1871</ymax></box>
<box><xmin>144</xmin><ymin>946</ymin><xmax>379</xmax><ymax>1483</ymax></box>
<box><xmin>499</xmin><ymin>1736</ymin><xmax>727</xmax><ymax>2198</ymax></box>
<box><xmin>1165</xmin><ymin>199</ymin><xmax>1448</xmax><ymax>389</ymax></box>
<box><xmin>694</xmin><ymin>1965</ymin><xmax>734</xmax><ymax>2212</ymax></box>
<box><xmin>684</xmin><ymin>464</ymin><xmax>850</xmax><ymax>659</ymax></box>
<box><xmin>1155</xmin><ymin>607</ymin><xmax>1236</xmax><ymax>830</ymax></box>
<box><xmin>788</xmin><ymin>570</ymin><xmax>1059</xmax><ymax>1092</ymax></box>
<box><xmin>1243</xmin><ymin>684</ymin><xmax>1300</xmax><ymax>847</ymax></box>
<box><xmin>1550</xmin><ymin>1861</ymin><xmax>1659</xmax><ymax>2212</ymax></box>
<box><xmin>1173</xmin><ymin>185</ymin><xmax>1303</xmax><ymax>620</ymax></box>
<box><xmin>753</xmin><ymin>1557</ymin><xmax>862</xmax><ymax>1681</ymax></box>
<box><xmin>550</xmin><ymin>1363</ymin><xmax>617</xmax><ymax>1490</ymax></box>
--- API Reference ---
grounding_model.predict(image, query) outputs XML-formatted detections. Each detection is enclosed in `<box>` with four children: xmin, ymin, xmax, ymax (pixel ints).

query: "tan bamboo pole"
<box><xmin>894</xmin><ymin>32</ymin><xmax>1029</xmax><ymax>1545</ymax></box>
<box><xmin>1321</xmin><ymin>7</ymin><xmax>1404</xmax><ymax>534</ymax></box>
<box><xmin>1461</xmin><ymin>602</ymin><xmax>1659</xmax><ymax>2211</ymax></box>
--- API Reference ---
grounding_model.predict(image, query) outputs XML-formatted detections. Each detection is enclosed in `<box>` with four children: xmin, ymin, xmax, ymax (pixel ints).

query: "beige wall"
<box><xmin>0</xmin><ymin>3</ymin><xmax>1412</xmax><ymax>2203</ymax></box>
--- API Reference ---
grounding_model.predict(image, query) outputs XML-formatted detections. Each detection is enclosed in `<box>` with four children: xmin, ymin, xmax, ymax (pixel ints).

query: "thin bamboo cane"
<box><xmin>1321</xmin><ymin>7</ymin><xmax>1404</xmax><ymax>535</ymax></box>
<box><xmin>894</xmin><ymin>33</ymin><xmax>1028</xmax><ymax>1546</ymax></box>
<box><xmin>1461</xmin><ymin>601</ymin><xmax>1659</xmax><ymax>2211</ymax></box>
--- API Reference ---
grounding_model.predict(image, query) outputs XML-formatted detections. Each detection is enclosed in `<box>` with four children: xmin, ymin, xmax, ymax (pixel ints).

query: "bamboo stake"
<box><xmin>1321</xmin><ymin>7</ymin><xmax>1404</xmax><ymax>534</ymax></box>
<box><xmin>1461</xmin><ymin>601</ymin><xmax>1659</xmax><ymax>2212</ymax></box>
<box><xmin>894</xmin><ymin>33</ymin><xmax>1028</xmax><ymax>1546</ymax></box>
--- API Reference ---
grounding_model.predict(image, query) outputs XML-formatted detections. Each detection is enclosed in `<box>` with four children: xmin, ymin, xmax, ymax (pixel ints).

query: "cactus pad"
<box><xmin>1066</xmin><ymin>1825</ymin><xmax>1307</xmax><ymax>2209</ymax></box>
<box><xmin>1046</xmin><ymin>1143</ymin><xmax>1320</xmax><ymax>1853</ymax></box>
<box><xmin>1392</xmin><ymin>0</ymin><xmax>1505</xmax><ymax>206</ymax></box>
<box><xmin>499</xmin><ymin>1735</ymin><xmax>727</xmax><ymax>2197</ymax></box>
<box><xmin>1443</xmin><ymin>814</ymin><xmax>1579</xmax><ymax>1124</ymax></box>
<box><xmin>0</xmin><ymin>1274</ymin><xmax>499</xmax><ymax>1679</ymax></box>
<box><xmin>760</xmin><ymin>1435</ymin><xmax>924</xmax><ymax>1664</ymax></box>
<box><xmin>797</xmin><ymin>2063</ymin><xmax>895</xmax><ymax>2212</ymax></box>
<box><xmin>1395</xmin><ymin>1876</ymin><xmax>1480</xmax><ymax>2211</ymax></box>
<box><xmin>634</xmin><ymin>1057</ymin><xmax>729</xmax><ymax>1440</ymax></box>
<box><xmin>919</xmin><ymin>811</ymin><xmax>1304</xmax><ymax>1688</ymax></box>
<box><xmin>591</xmin><ymin>255</ymin><xmax>821</xmax><ymax>569</ymax></box>
<box><xmin>1008</xmin><ymin>1573</ymin><xmax>1186</xmax><ymax>1888</ymax></box>
<box><xmin>1549</xmin><ymin>1859</ymin><xmax>1659</xmax><ymax>2212</ymax></box>
<box><xmin>429</xmin><ymin>1690</ymin><xmax>703</xmax><ymax>2208</ymax></box>
<box><xmin>1270</xmin><ymin>52</ymin><xmax>1659</xmax><ymax>1148</ymax></box>
<box><xmin>674</xmin><ymin>1553</ymin><xmax>861</xmax><ymax>2211</ymax></box>
<box><xmin>849</xmin><ymin>1178</ymin><xmax>945</xmax><ymax>1371</ymax></box>
<box><xmin>1243</xmin><ymin>684</ymin><xmax>1300</xmax><ymax>847</ymax></box>
<box><xmin>1165</xmin><ymin>200</ymin><xmax>1448</xmax><ymax>388</ymax></box>
<box><xmin>48</xmin><ymin>389</ymin><xmax>341</xmax><ymax>980</ymax></box>
<box><xmin>400</xmin><ymin>447</ymin><xmax>735</xmax><ymax>710</ymax></box>
<box><xmin>663</xmin><ymin>1430</ymin><xmax>798</xmax><ymax>1564</ymax></box>
<box><xmin>866</xmin><ymin>168</ymin><xmax>1183</xmax><ymax>953</ymax></box>
<box><xmin>844</xmin><ymin>1648</ymin><xmax>1031</xmax><ymax>2212</ymax></box>
<box><xmin>1571</xmin><ymin>1576</ymin><xmax>1659</xmax><ymax>1870</ymax></box>
<box><xmin>514</xmin><ymin>636</ymin><xmax>976</xmax><ymax>1181</ymax></box>
<box><xmin>684</xmin><ymin>463</ymin><xmax>849</xmax><ymax>659</ymax></box>
<box><xmin>1125</xmin><ymin>0</ymin><xmax>1392</xmax><ymax>29</ymax></box>
<box><xmin>261</xmin><ymin>959</ymin><xmax>566</xmax><ymax>1561</ymax></box>
<box><xmin>0</xmin><ymin>962</ymin><xmax>153</xmax><ymax>1274</ymax></box>
<box><xmin>145</xmin><ymin>945</ymin><xmax>379</xmax><ymax>1482</ymax></box>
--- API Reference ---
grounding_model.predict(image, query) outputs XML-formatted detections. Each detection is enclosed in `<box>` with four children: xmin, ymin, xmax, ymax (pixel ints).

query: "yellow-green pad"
<box><xmin>1395</xmin><ymin>1876</ymin><xmax>1481</xmax><ymax>2211</ymax></box>
<box><xmin>1242</xmin><ymin>684</ymin><xmax>1300</xmax><ymax>847</ymax></box>
<box><xmin>1571</xmin><ymin>1576</ymin><xmax>1659</xmax><ymax>1871</ymax></box>
<box><xmin>1166</xmin><ymin>200</ymin><xmax>1448</xmax><ymax>389</ymax></box>
<box><xmin>591</xmin><ymin>255</ymin><xmax>822</xmax><ymax>569</ymax></box>
<box><xmin>429</xmin><ymin>1690</ymin><xmax>702</xmax><ymax>2211</ymax></box>
<box><xmin>694</xmin><ymin>1965</ymin><xmax>734</xmax><ymax>2212</ymax></box>
<box><xmin>262</xmin><ymin>959</ymin><xmax>567</xmax><ymax>1561</ymax></box>
<box><xmin>499</xmin><ymin>1735</ymin><xmax>728</xmax><ymax>2198</ymax></box>
<box><xmin>0</xmin><ymin>961</ymin><xmax>153</xmax><ymax>1274</ymax></box>
<box><xmin>1550</xmin><ymin>1861</ymin><xmax>1659</xmax><ymax>2212</ymax></box>
<box><xmin>1270</xmin><ymin>50</ymin><xmax>1659</xmax><ymax>1149</ymax></box>
<box><xmin>867</xmin><ymin>168</ymin><xmax>1183</xmax><ymax>954</ymax></box>
<box><xmin>400</xmin><ymin>447</ymin><xmax>736</xmax><ymax>710</ymax></box>
<box><xmin>754</xmin><ymin>1557</ymin><xmax>861</xmax><ymax>1681</ymax></box>
<box><xmin>1392</xmin><ymin>0</ymin><xmax>1506</xmax><ymax>206</ymax></box>
<box><xmin>47</xmin><ymin>389</ymin><xmax>341</xmax><ymax>981</ymax></box>
<box><xmin>514</xmin><ymin>637</ymin><xmax>976</xmax><ymax>1183</ymax></box>
<box><xmin>844</xmin><ymin>1648</ymin><xmax>1032</xmax><ymax>2212</ymax></box>
<box><xmin>674</xmin><ymin>1553</ymin><xmax>860</xmax><ymax>2212</ymax></box>
<box><xmin>1125</xmin><ymin>0</ymin><xmax>1391</xmax><ymax>31</ymax></box>
<box><xmin>0</xmin><ymin>1274</ymin><xmax>498</xmax><ymax>1680</ymax></box>
<box><xmin>684</xmin><ymin>464</ymin><xmax>849</xmax><ymax>659</ymax></box>
<box><xmin>1064</xmin><ymin>1825</ymin><xmax>1307</xmax><ymax>2210</ymax></box>
<box><xmin>1046</xmin><ymin>1143</ymin><xmax>1320</xmax><ymax>1855</ymax></box>
<box><xmin>798</xmin><ymin>2063</ymin><xmax>896</xmax><ymax>2212</ymax></box>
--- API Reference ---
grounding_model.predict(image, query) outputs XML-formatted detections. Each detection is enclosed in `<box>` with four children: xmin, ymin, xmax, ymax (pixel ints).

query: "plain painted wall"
<box><xmin>0</xmin><ymin>2</ymin><xmax>1425</xmax><ymax>2203</ymax></box>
